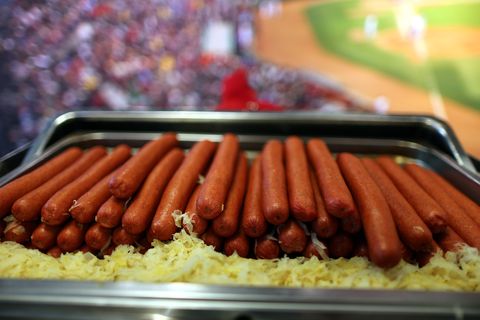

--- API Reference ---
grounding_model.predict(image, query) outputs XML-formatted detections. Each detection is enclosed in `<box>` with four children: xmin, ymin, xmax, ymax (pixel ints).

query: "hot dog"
<box><xmin>435</xmin><ymin>227</ymin><xmax>466</xmax><ymax>253</ymax></box>
<box><xmin>338</xmin><ymin>153</ymin><xmax>402</xmax><ymax>268</ymax></box>
<box><xmin>183</xmin><ymin>184</ymin><xmax>208</xmax><ymax>235</ymax></box>
<box><xmin>261</xmin><ymin>140</ymin><xmax>289</xmax><ymax>225</ymax></box>
<box><xmin>303</xmin><ymin>237</ymin><xmax>329</xmax><ymax>259</ymax></box>
<box><xmin>224</xmin><ymin>230</ymin><xmax>249</xmax><ymax>258</ymax></box>
<box><xmin>0</xmin><ymin>220</ymin><xmax>5</xmax><ymax>240</ymax></box>
<box><xmin>353</xmin><ymin>236</ymin><xmax>369</xmax><ymax>258</ymax></box>
<box><xmin>307</xmin><ymin>139</ymin><xmax>356</xmax><ymax>219</ymax></box>
<box><xmin>79</xmin><ymin>244</ymin><xmax>98</xmax><ymax>255</ymax></box>
<box><xmin>285</xmin><ymin>136</ymin><xmax>316</xmax><ymax>222</ymax></box>
<box><xmin>327</xmin><ymin>232</ymin><xmax>354</xmax><ymax>259</ymax></box>
<box><xmin>109</xmin><ymin>133</ymin><xmax>178</xmax><ymax>199</ymax></box>
<box><xmin>241</xmin><ymin>156</ymin><xmax>268</xmax><ymax>238</ymax></box>
<box><xmin>57</xmin><ymin>220</ymin><xmax>87</xmax><ymax>252</ymax></box>
<box><xmin>201</xmin><ymin>226</ymin><xmax>223</xmax><ymax>252</ymax></box>
<box><xmin>399</xmin><ymin>242</ymin><xmax>415</xmax><ymax>264</ymax></box>
<box><xmin>150</xmin><ymin>140</ymin><xmax>217</xmax><ymax>240</ymax></box>
<box><xmin>303</xmin><ymin>241</ymin><xmax>320</xmax><ymax>259</ymax></box>
<box><xmin>85</xmin><ymin>223</ymin><xmax>112</xmax><ymax>250</ymax></box>
<box><xmin>42</xmin><ymin>145</ymin><xmax>131</xmax><ymax>226</ymax></box>
<box><xmin>340</xmin><ymin>208</ymin><xmax>362</xmax><ymax>234</ymax></box>
<box><xmin>278</xmin><ymin>220</ymin><xmax>307</xmax><ymax>254</ymax></box>
<box><xmin>47</xmin><ymin>246</ymin><xmax>62</xmax><ymax>258</ymax></box>
<box><xmin>427</xmin><ymin>168</ymin><xmax>480</xmax><ymax>227</ymax></box>
<box><xmin>31</xmin><ymin>223</ymin><xmax>62</xmax><ymax>251</ymax></box>
<box><xmin>135</xmin><ymin>237</ymin><xmax>152</xmax><ymax>254</ymax></box>
<box><xmin>96</xmin><ymin>196</ymin><xmax>126</xmax><ymax>229</ymax></box>
<box><xmin>376</xmin><ymin>157</ymin><xmax>447</xmax><ymax>233</ymax></box>
<box><xmin>196</xmin><ymin>134</ymin><xmax>239</xmax><ymax>220</ymax></box>
<box><xmin>310</xmin><ymin>170</ymin><xmax>338</xmax><ymax>238</ymax></box>
<box><xmin>4</xmin><ymin>219</ymin><xmax>37</xmax><ymax>244</ymax></box>
<box><xmin>255</xmin><ymin>236</ymin><xmax>280</xmax><ymax>259</ymax></box>
<box><xmin>405</xmin><ymin>163</ymin><xmax>480</xmax><ymax>249</ymax></box>
<box><xmin>146</xmin><ymin>228</ymin><xmax>155</xmax><ymax>247</ymax></box>
<box><xmin>0</xmin><ymin>147</ymin><xmax>83</xmax><ymax>218</ymax></box>
<box><xmin>12</xmin><ymin>147</ymin><xmax>107</xmax><ymax>222</ymax></box>
<box><xmin>362</xmin><ymin>158</ymin><xmax>434</xmax><ymax>252</ymax></box>
<box><xmin>212</xmin><ymin>152</ymin><xmax>248</xmax><ymax>237</ymax></box>
<box><xmin>101</xmin><ymin>244</ymin><xmax>117</xmax><ymax>257</ymax></box>
<box><xmin>112</xmin><ymin>227</ymin><xmax>139</xmax><ymax>246</ymax></box>
<box><xmin>122</xmin><ymin>148</ymin><xmax>185</xmax><ymax>235</ymax></box>
<box><xmin>416</xmin><ymin>242</ymin><xmax>442</xmax><ymax>267</ymax></box>
<box><xmin>70</xmin><ymin>167</ymin><xmax>128</xmax><ymax>224</ymax></box>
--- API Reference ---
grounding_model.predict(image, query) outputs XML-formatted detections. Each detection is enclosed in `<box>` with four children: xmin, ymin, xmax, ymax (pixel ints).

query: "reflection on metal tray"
<box><xmin>22</xmin><ymin>111</ymin><xmax>476</xmax><ymax>171</ymax></box>
<box><xmin>0</xmin><ymin>142</ymin><xmax>30</xmax><ymax>178</ymax></box>
<box><xmin>0</xmin><ymin>111</ymin><xmax>479</xmax><ymax>320</ymax></box>
<box><xmin>0</xmin><ymin>281</ymin><xmax>479</xmax><ymax>320</ymax></box>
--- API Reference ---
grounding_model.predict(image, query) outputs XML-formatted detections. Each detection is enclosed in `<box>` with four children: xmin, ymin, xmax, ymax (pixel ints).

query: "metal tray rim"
<box><xmin>24</xmin><ymin>110</ymin><xmax>475</xmax><ymax>172</ymax></box>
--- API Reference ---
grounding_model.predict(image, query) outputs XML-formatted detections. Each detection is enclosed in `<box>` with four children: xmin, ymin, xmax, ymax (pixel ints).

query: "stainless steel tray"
<box><xmin>0</xmin><ymin>111</ymin><xmax>479</xmax><ymax>320</ymax></box>
<box><xmin>0</xmin><ymin>142</ymin><xmax>30</xmax><ymax>178</ymax></box>
<box><xmin>22</xmin><ymin>111</ymin><xmax>476</xmax><ymax>169</ymax></box>
<box><xmin>1</xmin><ymin>281</ymin><xmax>479</xmax><ymax>320</ymax></box>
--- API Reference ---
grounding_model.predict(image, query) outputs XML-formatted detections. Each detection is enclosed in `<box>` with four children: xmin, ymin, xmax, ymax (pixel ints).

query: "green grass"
<box><xmin>421</xmin><ymin>3</ymin><xmax>480</xmax><ymax>27</ymax></box>
<box><xmin>305</xmin><ymin>0</ymin><xmax>480</xmax><ymax>111</ymax></box>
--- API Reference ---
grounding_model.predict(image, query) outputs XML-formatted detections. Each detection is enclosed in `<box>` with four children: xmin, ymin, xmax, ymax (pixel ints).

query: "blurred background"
<box><xmin>0</xmin><ymin>0</ymin><xmax>479</xmax><ymax>157</ymax></box>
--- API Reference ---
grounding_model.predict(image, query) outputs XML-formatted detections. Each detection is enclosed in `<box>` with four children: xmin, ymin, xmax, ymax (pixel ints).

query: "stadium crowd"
<box><xmin>0</xmin><ymin>0</ymin><xmax>365</xmax><ymax>156</ymax></box>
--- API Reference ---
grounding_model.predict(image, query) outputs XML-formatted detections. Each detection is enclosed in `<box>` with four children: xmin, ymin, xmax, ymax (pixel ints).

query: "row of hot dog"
<box><xmin>0</xmin><ymin>133</ymin><xmax>479</xmax><ymax>268</ymax></box>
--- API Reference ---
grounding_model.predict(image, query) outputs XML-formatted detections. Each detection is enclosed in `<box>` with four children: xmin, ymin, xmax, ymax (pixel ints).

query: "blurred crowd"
<box><xmin>0</xmin><ymin>0</ymin><xmax>365</xmax><ymax>156</ymax></box>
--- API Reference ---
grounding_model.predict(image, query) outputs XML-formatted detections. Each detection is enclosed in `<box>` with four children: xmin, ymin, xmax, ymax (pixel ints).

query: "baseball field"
<box><xmin>306</xmin><ymin>0</ymin><xmax>480</xmax><ymax>111</ymax></box>
<box><xmin>254</xmin><ymin>0</ymin><xmax>480</xmax><ymax>157</ymax></box>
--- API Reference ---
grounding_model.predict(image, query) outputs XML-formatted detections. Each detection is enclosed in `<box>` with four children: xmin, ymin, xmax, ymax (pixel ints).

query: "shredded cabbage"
<box><xmin>0</xmin><ymin>230</ymin><xmax>478</xmax><ymax>291</ymax></box>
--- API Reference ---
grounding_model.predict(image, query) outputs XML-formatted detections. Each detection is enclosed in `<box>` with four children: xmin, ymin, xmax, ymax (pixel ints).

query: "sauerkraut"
<box><xmin>0</xmin><ymin>230</ymin><xmax>479</xmax><ymax>291</ymax></box>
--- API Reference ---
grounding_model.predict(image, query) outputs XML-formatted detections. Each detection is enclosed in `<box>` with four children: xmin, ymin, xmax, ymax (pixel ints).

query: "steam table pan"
<box><xmin>0</xmin><ymin>111</ymin><xmax>479</xmax><ymax>320</ymax></box>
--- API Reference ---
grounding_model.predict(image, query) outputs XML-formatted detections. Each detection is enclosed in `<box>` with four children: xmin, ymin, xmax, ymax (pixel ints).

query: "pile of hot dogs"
<box><xmin>1</xmin><ymin>133</ymin><xmax>479</xmax><ymax>268</ymax></box>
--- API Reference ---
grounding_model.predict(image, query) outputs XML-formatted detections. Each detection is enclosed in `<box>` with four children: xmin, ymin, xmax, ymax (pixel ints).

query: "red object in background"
<box><xmin>91</xmin><ymin>4</ymin><xmax>113</xmax><ymax>17</ymax></box>
<box><xmin>90</xmin><ymin>92</ymin><xmax>107</xmax><ymax>108</ymax></box>
<box><xmin>216</xmin><ymin>68</ymin><xmax>284</xmax><ymax>112</ymax></box>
